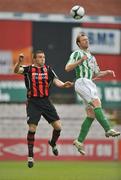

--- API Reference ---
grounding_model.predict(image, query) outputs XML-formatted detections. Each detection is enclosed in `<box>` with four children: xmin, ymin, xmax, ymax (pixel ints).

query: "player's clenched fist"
<box><xmin>19</xmin><ymin>53</ymin><xmax>24</xmax><ymax>62</ymax></box>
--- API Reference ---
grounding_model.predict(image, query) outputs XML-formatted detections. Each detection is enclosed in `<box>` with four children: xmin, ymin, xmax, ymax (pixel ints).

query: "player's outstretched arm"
<box><xmin>14</xmin><ymin>53</ymin><xmax>24</xmax><ymax>74</ymax></box>
<box><xmin>53</xmin><ymin>78</ymin><xmax>74</xmax><ymax>88</ymax></box>
<box><xmin>93</xmin><ymin>70</ymin><xmax>116</xmax><ymax>80</ymax></box>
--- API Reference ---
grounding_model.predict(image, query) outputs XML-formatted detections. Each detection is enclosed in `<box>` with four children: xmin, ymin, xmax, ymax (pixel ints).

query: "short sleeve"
<box><xmin>22</xmin><ymin>66</ymin><xmax>30</xmax><ymax>74</ymax></box>
<box><xmin>17</xmin><ymin>65</ymin><xmax>30</xmax><ymax>74</ymax></box>
<box><xmin>48</xmin><ymin>66</ymin><xmax>58</xmax><ymax>81</ymax></box>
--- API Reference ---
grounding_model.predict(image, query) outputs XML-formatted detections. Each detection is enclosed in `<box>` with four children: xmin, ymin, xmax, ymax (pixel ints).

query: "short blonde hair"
<box><xmin>76</xmin><ymin>32</ymin><xmax>86</xmax><ymax>46</ymax></box>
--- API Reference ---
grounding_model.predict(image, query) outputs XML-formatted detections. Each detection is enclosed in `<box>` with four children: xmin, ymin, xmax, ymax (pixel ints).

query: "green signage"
<box><xmin>96</xmin><ymin>82</ymin><xmax>121</xmax><ymax>109</ymax></box>
<box><xmin>0</xmin><ymin>80</ymin><xmax>121</xmax><ymax>108</ymax></box>
<box><xmin>0</xmin><ymin>81</ymin><xmax>26</xmax><ymax>102</ymax></box>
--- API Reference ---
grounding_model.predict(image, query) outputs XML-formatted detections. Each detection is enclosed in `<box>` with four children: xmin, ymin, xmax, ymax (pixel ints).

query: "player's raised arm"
<box><xmin>14</xmin><ymin>53</ymin><xmax>24</xmax><ymax>74</ymax></box>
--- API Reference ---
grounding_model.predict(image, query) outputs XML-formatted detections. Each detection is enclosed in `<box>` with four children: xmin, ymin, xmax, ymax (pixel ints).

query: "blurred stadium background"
<box><xmin>0</xmin><ymin>0</ymin><xmax>121</xmax><ymax>180</ymax></box>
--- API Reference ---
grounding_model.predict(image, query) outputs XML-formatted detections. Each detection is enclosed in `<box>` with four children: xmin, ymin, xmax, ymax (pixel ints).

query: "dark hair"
<box><xmin>32</xmin><ymin>50</ymin><xmax>44</xmax><ymax>59</ymax></box>
<box><xmin>76</xmin><ymin>32</ymin><xmax>86</xmax><ymax>46</ymax></box>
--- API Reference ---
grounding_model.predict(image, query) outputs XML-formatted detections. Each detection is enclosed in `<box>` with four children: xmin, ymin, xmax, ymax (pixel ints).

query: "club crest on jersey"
<box><xmin>43</xmin><ymin>67</ymin><xmax>47</xmax><ymax>72</ymax></box>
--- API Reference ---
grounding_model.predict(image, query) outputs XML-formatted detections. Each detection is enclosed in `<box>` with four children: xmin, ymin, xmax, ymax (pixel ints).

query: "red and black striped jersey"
<box><xmin>22</xmin><ymin>64</ymin><xmax>58</xmax><ymax>98</ymax></box>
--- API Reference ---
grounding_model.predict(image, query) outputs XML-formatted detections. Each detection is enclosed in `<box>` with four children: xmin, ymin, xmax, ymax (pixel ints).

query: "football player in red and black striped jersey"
<box><xmin>14</xmin><ymin>50</ymin><xmax>73</xmax><ymax>168</ymax></box>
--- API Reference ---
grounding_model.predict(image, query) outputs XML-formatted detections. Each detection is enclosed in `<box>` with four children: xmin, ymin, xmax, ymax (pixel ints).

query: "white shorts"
<box><xmin>75</xmin><ymin>78</ymin><xmax>99</xmax><ymax>104</ymax></box>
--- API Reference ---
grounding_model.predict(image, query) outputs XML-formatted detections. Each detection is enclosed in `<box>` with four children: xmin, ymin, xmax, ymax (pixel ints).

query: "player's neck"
<box><xmin>33</xmin><ymin>63</ymin><xmax>44</xmax><ymax>67</ymax></box>
<box><xmin>80</xmin><ymin>48</ymin><xmax>89</xmax><ymax>52</ymax></box>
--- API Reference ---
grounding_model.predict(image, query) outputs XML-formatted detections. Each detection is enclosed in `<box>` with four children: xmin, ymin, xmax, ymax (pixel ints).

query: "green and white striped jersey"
<box><xmin>67</xmin><ymin>50</ymin><xmax>100</xmax><ymax>79</ymax></box>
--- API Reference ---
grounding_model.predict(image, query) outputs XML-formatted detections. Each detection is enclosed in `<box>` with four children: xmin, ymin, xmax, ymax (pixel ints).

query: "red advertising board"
<box><xmin>0</xmin><ymin>20</ymin><xmax>32</xmax><ymax>72</ymax></box>
<box><xmin>95</xmin><ymin>55</ymin><xmax>121</xmax><ymax>81</ymax></box>
<box><xmin>0</xmin><ymin>139</ymin><xmax>115</xmax><ymax>161</ymax></box>
<box><xmin>0</xmin><ymin>21</ymin><xmax>32</xmax><ymax>50</ymax></box>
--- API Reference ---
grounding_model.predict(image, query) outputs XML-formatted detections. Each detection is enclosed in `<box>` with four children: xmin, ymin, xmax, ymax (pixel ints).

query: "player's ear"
<box><xmin>77</xmin><ymin>42</ymin><xmax>80</xmax><ymax>47</ymax></box>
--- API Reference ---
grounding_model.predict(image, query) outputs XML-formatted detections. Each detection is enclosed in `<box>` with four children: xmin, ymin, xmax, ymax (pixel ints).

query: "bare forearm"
<box><xmin>53</xmin><ymin>78</ymin><xmax>64</xmax><ymax>88</ymax></box>
<box><xmin>14</xmin><ymin>61</ymin><xmax>22</xmax><ymax>73</ymax></box>
<box><xmin>14</xmin><ymin>53</ymin><xmax>24</xmax><ymax>73</ymax></box>
<box><xmin>95</xmin><ymin>70</ymin><xmax>115</xmax><ymax>78</ymax></box>
<box><xmin>53</xmin><ymin>78</ymin><xmax>73</xmax><ymax>88</ymax></box>
<box><xmin>65</xmin><ymin>55</ymin><xmax>88</xmax><ymax>72</ymax></box>
<box><xmin>65</xmin><ymin>59</ymin><xmax>83</xmax><ymax>72</ymax></box>
<box><xmin>96</xmin><ymin>71</ymin><xmax>108</xmax><ymax>77</ymax></box>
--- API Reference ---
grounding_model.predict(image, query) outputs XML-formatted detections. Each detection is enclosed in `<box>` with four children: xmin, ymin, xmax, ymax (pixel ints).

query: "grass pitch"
<box><xmin>0</xmin><ymin>161</ymin><xmax>120</xmax><ymax>180</ymax></box>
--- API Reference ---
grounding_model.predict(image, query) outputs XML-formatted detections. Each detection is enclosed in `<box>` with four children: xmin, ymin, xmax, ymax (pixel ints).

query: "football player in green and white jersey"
<box><xmin>65</xmin><ymin>32</ymin><xmax>120</xmax><ymax>155</ymax></box>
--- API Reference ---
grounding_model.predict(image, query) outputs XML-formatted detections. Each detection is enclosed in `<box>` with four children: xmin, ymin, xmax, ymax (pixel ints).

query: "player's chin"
<box><xmin>40</xmin><ymin>62</ymin><xmax>44</xmax><ymax>66</ymax></box>
<box><xmin>85</xmin><ymin>44</ymin><xmax>89</xmax><ymax>48</ymax></box>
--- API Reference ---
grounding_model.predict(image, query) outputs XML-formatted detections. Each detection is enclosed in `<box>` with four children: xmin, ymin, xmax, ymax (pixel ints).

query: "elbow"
<box><xmin>65</xmin><ymin>66</ymin><xmax>70</xmax><ymax>72</ymax></box>
<box><xmin>13</xmin><ymin>69</ymin><xmax>16</xmax><ymax>73</ymax></box>
<box><xmin>13</xmin><ymin>68</ymin><xmax>18</xmax><ymax>74</ymax></box>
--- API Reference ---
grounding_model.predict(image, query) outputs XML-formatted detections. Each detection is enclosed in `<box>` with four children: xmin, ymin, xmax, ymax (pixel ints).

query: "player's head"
<box><xmin>33</xmin><ymin>50</ymin><xmax>45</xmax><ymax>66</ymax></box>
<box><xmin>76</xmin><ymin>32</ymin><xmax>89</xmax><ymax>50</ymax></box>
